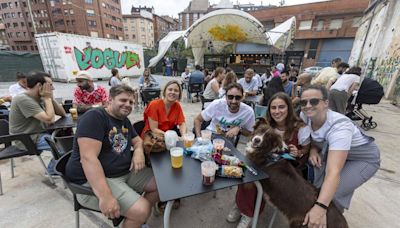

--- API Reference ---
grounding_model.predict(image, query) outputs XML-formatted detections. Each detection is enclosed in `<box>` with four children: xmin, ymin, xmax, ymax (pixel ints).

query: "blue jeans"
<box><xmin>36</xmin><ymin>134</ymin><xmax>58</xmax><ymax>175</ymax></box>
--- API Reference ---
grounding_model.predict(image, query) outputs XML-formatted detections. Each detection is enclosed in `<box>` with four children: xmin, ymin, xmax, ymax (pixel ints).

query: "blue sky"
<box><xmin>121</xmin><ymin>0</ymin><xmax>328</xmax><ymax>17</ymax></box>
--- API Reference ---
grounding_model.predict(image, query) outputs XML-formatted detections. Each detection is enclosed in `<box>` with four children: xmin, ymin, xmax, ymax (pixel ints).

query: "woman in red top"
<box><xmin>227</xmin><ymin>92</ymin><xmax>310</xmax><ymax>227</ymax></box>
<box><xmin>142</xmin><ymin>80</ymin><xmax>187</xmax><ymax>137</ymax></box>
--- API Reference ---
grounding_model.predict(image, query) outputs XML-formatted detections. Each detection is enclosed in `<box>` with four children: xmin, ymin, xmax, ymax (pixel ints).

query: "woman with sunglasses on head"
<box><xmin>299</xmin><ymin>85</ymin><xmax>380</xmax><ymax>228</ymax></box>
<box><xmin>227</xmin><ymin>92</ymin><xmax>310</xmax><ymax>228</ymax></box>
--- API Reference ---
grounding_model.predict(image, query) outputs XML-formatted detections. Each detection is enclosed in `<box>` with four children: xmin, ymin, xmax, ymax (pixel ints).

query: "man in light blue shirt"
<box><xmin>238</xmin><ymin>68</ymin><xmax>258</xmax><ymax>104</ymax></box>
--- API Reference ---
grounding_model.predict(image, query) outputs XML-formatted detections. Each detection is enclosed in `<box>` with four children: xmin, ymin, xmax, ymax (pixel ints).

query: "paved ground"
<box><xmin>1</xmin><ymin>75</ymin><xmax>399</xmax><ymax>227</ymax></box>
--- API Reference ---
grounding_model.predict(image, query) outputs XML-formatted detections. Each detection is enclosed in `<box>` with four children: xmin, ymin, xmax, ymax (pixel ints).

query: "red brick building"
<box><xmin>250</xmin><ymin>0</ymin><xmax>370</xmax><ymax>68</ymax></box>
<box><xmin>0</xmin><ymin>0</ymin><xmax>124</xmax><ymax>52</ymax></box>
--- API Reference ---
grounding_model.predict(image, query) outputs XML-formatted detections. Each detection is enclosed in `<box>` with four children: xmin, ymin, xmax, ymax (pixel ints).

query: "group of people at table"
<box><xmin>1</xmin><ymin>64</ymin><xmax>380</xmax><ymax>228</ymax></box>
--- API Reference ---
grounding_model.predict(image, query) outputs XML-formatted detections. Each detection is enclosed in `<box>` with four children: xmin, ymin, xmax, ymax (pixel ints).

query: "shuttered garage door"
<box><xmin>317</xmin><ymin>38</ymin><xmax>354</xmax><ymax>67</ymax></box>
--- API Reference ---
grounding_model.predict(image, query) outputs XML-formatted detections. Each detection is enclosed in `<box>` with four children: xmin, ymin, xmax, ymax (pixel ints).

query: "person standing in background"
<box><xmin>9</xmin><ymin>72</ymin><xmax>28</xmax><ymax>97</ymax></box>
<box><xmin>109</xmin><ymin>68</ymin><xmax>122</xmax><ymax>87</ymax></box>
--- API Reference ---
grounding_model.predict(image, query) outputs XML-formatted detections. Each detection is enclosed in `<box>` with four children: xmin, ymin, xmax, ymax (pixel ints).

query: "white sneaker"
<box><xmin>237</xmin><ymin>214</ymin><xmax>253</xmax><ymax>228</ymax></box>
<box><xmin>226</xmin><ymin>205</ymin><xmax>241</xmax><ymax>223</ymax></box>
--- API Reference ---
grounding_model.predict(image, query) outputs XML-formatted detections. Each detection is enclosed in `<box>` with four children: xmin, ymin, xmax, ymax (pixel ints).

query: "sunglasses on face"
<box><xmin>299</xmin><ymin>98</ymin><xmax>324</xmax><ymax>107</ymax></box>
<box><xmin>227</xmin><ymin>95</ymin><xmax>242</xmax><ymax>100</ymax></box>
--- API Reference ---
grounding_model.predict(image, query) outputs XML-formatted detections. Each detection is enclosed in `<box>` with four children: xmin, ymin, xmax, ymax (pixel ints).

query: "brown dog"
<box><xmin>246</xmin><ymin>119</ymin><xmax>348</xmax><ymax>228</ymax></box>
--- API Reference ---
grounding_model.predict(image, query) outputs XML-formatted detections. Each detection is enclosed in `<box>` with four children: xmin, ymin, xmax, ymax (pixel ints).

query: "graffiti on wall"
<box><xmin>364</xmin><ymin>41</ymin><xmax>400</xmax><ymax>98</ymax></box>
<box><xmin>74</xmin><ymin>47</ymin><xmax>141</xmax><ymax>70</ymax></box>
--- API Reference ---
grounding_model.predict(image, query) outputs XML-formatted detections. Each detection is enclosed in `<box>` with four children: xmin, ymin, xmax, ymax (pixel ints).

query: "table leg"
<box><xmin>163</xmin><ymin>200</ymin><xmax>174</xmax><ymax>228</ymax></box>
<box><xmin>252</xmin><ymin>181</ymin><xmax>263</xmax><ymax>228</ymax></box>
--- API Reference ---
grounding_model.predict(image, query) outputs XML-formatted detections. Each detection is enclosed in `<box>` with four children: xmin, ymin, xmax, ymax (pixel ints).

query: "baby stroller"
<box><xmin>346</xmin><ymin>78</ymin><xmax>384</xmax><ymax>130</ymax></box>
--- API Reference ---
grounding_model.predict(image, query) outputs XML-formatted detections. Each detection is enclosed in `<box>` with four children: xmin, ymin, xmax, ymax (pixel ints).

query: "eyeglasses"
<box><xmin>299</xmin><ymin>98</ymin><xmax>324</xmax><ymax>107</ymax></box>
<box><xmin>227</xmin><ymin>95</ymin><xmax>242</xmax><ymax>100</ymax></box>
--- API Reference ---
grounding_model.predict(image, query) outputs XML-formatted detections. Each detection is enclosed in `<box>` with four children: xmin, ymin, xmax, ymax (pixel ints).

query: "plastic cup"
<box><xmin>69</xmin><ymin>108</ymin><xmax>78</xmax><ymax>120</ymax></box>
<box><xmin>170</xmin><ymin>147</ymin><xmax>183</xmax><ymax>168</ymax></box>
<box><xmin>213</xmin><ymin>138</ymin><xmax>225</xmax><ymax>154</ymax></box>
<box><xmin>201</xmin><ymin>161</ymin><xmax>217</xmax><ymax>185</ymax></box>
<box><xmin>183</xmin><ymin>132</ymin><xmax>195</xmax><ymax>148</ymax></box>
<box><xmin>201</xmin><ymin>130</ymin><xmax>212</xmax><ymax>141</ymax></box>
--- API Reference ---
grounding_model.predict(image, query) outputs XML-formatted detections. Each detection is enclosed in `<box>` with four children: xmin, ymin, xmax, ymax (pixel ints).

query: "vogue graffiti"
<box><xmin>74</xmin><ymin>47</ymin><xmax>141</xmax><ymax>70</ymax></box>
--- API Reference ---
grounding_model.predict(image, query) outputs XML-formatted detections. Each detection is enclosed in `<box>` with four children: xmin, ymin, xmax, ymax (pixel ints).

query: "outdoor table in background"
<box><xmin>46</xmin><ymin>114</ymin><xmax>77</xmax><ymax>131</ymax></box>
<box><xmin>150</xmin><ymin>135</ymin><xmax>268</xmax><ymax>228</ymax></box>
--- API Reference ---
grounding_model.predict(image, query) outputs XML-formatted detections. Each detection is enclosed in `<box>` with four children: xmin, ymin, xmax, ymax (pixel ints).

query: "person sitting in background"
<box><xmin>328</xmin><ymin>66</ymin><xmax>361</xmax><ymax>114</ymax></box>
<box><xmin>9</xmin><ymin>72</ymin><xmax>28</xmax><ymax>97</ymax></box>
<box><xmin>9</xmin><ymin>71</ymin><xmax>66</xmax><ymax>174</ymax></box>
<box><xmin>260</xmin><ymin>76</ymin><xmax>284</xmax><ymax>107</ymax></box>
<box><xmin>141</xmin><ymin>80</ymin><xmax>187</xmax><ymax>138</ymax></box>
<box><xmin>289</xmin><ymin>68</ymin><xmax>299</xmax><ymax>82</ymax></box>
<box><xmin>203</xmin><ymin>67</ymin><xmax>225</xmax><ymax>100</ymax></box>
<box><xmin>73</xmin><ymin>71</ymin><xmax>108</xmax><ymax>113</ymax></box>
<box><xmin>261</xmin><ymin>68</ymin><xmax>273</xmax><ymax>87</ymax></box>
<box><xmin>181</xmin><ymin>67</ymin><xmax>191</xmax><ymax>89</ymax></box>
<box><xmin>109</xmin><ymin>68</ymin><xmax>122</xmax><ymax>87</ymax></box>
<box><xmin>188</xmin><ymin>65</ymin><xmax>205</xmax><ymax>101</ymax></box>
<box><xmin>194</xmin><ymin>83</ymin><xmax>255</xmax><ymax>140</ymax></box>
<box><xmin>227</xmin><ymin>92</ymin><xmax>310</xmax><ymax>228</ymax></box>
<box><xmin>0</xmin><ymin>95</ymin><xmax>12</xmax><ymax>105</ymax></box>
<box><xmin>219</xmin><ymin>71</ymin><xmax>237</xmax><ymax>98</ymax></box>
<box><xmin>139</xmin><ymin>68</ymin><xmax>159</xmax><ymax>89</ymax></box>
<box><xmin>238</xmin><ymin>68</ymin><xmax>259</xmax><ymax>106</ymax></box>
<box><xmin>66</xmin><ymin>85</ymin><xmax>159</xmax><ymax>227</ymax></box>
<box><xmin>280</xmin><ymin>70</ymin><xmax>294</xmax><ymax>97</ymax></box>
<box><xmin>292</xmin><ymin>73</ymin><xmax>313</xmax><ymax>107</ymax></box>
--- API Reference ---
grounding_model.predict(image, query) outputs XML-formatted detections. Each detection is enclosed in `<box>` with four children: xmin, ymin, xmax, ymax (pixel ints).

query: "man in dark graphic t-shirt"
<box><xmin>66</xmin><ymin>85</ymin><xmax>159</xmax><ymax>227</ymax></box>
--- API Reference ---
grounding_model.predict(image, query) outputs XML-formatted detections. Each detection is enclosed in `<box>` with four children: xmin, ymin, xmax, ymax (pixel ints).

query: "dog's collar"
<box><xmin>263</xmin><ymin>152</ymin><xmax>295</xmax><ymax>167</ymax></box>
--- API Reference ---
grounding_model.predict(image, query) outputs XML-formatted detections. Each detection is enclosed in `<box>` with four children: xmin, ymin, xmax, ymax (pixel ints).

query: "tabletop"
<box><xmin>46</xmin><ymin>114</ymin><xmax>77</xmax><ymax>131</ymax></box>
<box><xmin>150</xmin><ymin>135</ymin><xmax>268</xmax><ymax>202</ymax></box>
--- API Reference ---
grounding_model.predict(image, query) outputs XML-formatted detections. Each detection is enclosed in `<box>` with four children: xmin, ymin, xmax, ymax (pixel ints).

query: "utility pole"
<box><xmin>26</xmin><ymin>0</ymin><xmax>37</xmax><ymax>34</ymax></box>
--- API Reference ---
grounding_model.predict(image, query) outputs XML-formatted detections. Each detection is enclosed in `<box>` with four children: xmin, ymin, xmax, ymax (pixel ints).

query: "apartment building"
<box><xmin>123</xmin><ymin>11</ymin><xmax>154</xmax><ymax>48</ymax></box>
<box><xmin>0</xmin><ymin>0</ymin><xmax>124</xmax><ymax>52</ymax></box>
<box><xmin>251</xmin><ymin>0</ymin><xmax>370</xmax><ymax>67</ymax></box>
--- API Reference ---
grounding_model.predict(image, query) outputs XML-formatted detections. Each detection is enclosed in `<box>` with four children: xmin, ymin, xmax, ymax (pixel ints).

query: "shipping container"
<box><xmin>35</xmin><ymin>32</ymin><xmax>144</xmax><ymax>82</ymax></box>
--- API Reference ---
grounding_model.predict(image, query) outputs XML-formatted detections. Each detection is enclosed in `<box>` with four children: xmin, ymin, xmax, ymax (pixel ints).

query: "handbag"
<box><xmin>143</xmin><ymin>130</ymin><xmax>166</xmax><ymax>154</ymax></box>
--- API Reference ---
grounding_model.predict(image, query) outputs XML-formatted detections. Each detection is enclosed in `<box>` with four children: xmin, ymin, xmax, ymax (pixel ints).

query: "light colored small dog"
<box><xmin>246</xmin><ymin>119</ymin><xmax>348</xmax><ymax>228</ymax></box>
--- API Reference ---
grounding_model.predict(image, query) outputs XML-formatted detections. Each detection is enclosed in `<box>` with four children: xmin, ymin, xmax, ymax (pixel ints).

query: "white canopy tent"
<box><xmin>148</xmin><ymin>9</ymin><xmax>296</xmax><ymax>67</ymax></box>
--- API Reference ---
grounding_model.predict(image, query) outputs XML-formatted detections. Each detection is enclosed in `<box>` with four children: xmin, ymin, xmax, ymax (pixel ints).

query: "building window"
<box><xmin>13</xmin><ymin>22</ymin><xmax>18</xmax><ymax>27</ymax></box>
<box><xmin>299</xmin><ymin>20</ymin><xmax>312</xmax><ymax>30</ymax></box>
<box><xmin>85</xmin><ymin>0</ymin><xmax>93</xmax><ymax>4</ymax></box>
<box><xmin>141</xmin><ymin>27</ymin><xmax>144</xmax><ymax>32</ymax></box>
<box><xmin>86</xmin><ymin>9</ymin><xmax>95</xmax><ymax>17</ymax></box>
<box><xmin>125</xmin><ymin>34</ymin><xmax>129</xmax><ymax>39</ymax></box>
<box><xmin>352</xmin><ymin>17</ymin><xmax>362</xmax><ymax>27</ymax></box>
<box><xmin>316</xmin><ymin>20</ymin><xmax>324</xmax><ymax>31</ymax></box>
<box><xmin>70</xmin><ymin>9</ymin><xmax>74</xmax><ymax>14</ymax></box>
<box><xmin>308</xmin><ymin>39</ymin><xmax>319</xmax><ymax>59</ymax></box>
<box><xmin>88</xmin><ymin>20</ymin><xmax>97</xmax><ymax>27</ymax></box>
<box><xmin>132</xmin><ymin>34</ymin><xmax>136</xmax><ymax>39</ymax></box>
<box><xmin>329</xmin><ymin>19</ymin><xmax>343</xmax><ymax>30</ymax></box>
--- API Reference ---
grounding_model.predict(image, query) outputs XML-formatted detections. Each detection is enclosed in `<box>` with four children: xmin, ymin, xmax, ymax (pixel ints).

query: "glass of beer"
<box><xmin>183</xmin><ymin>132</ymin><xmax>195</xmax><ymax>148</ymax></box>
<box><xmin>201</xmin><ymin>161</ymin><xmax>217</xmax><ymax>185</ymax></box>
<box><xmin>213</xmin><ymin>138</ymin><xmax>225</xmax><ymax>154</ymax></box>
<box><xmin>170</xmin><ymin>147</ymin><xmax>183</xmax><ymax>168</ymax></box>
<box><xmin>201</xmin><ymin>130</ymin><xmax>212</xmax><ymax>141</ymax></box>
<box><xmin>69</xmin><ymin>108</ymin><xmax>78</xmax><ymax>120</ymax></box>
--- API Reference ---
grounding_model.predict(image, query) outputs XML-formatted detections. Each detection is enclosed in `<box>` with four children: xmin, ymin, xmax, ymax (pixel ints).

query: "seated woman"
<box><xmin>227</xmin><ymin>92</ymin><xmax>310</xmax><ymax>228</ymax></box>
<box><xmin>299</xmin><ymin>85</ymin><xmax>380</xmax><ymax>227</ymax></box>
<box><xmin>142</xmin><ymin>80</ymin><xmax>187</xmax><ymax>138</ymax></box>
<box><xmin>139</xmin><ymin>68</ymin><xmax>159</xmax><ymax>89</ymax></box>
<box><xmin>218</xmin><ymin>71</ymin><xmax>237</xmax><ymax>98</ymax></box>
<box><xmin>203</xmin><ymin>67</ymin><xmax>225</xmax><ymax>100</ymax></box>
<box><xmin>141</xmin><ymin>80</ymin><xmax>187</xmax><ymax>213</ymax></box>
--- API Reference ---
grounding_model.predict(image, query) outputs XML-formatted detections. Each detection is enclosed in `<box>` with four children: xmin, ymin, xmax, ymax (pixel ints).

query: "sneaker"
<box><xmin>237</xmin><ymin>214</ymin><xmax>253</xmax><ymax>228</ymax></box>
<box><xmin>226</xmin><ymin>205</ymin><xmax>241</xmax><ymax>223</ymax></box>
